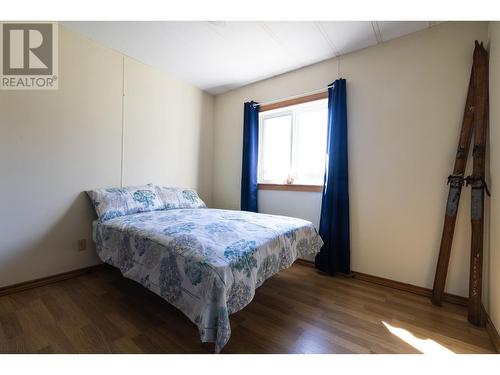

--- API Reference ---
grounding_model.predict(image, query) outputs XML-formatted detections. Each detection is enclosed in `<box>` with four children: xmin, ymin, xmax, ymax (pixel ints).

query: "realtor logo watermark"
<box><xmin>0</xmin><ymin>22</ymin><xmax>58</xmax><ymax>90</ymax></box>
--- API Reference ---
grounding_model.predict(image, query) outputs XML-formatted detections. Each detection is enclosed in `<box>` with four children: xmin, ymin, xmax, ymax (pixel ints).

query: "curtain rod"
<box><xmin>252</xmin><ymin>82</ymin><xmax>335</xmax><ymax>108</ymax></box>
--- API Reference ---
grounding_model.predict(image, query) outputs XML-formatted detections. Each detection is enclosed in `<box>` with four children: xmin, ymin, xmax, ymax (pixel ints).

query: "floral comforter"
<box><xmin>93</xmin><ymin>208</ymin><xmax>323</xmax><ymax>352</ymax></box>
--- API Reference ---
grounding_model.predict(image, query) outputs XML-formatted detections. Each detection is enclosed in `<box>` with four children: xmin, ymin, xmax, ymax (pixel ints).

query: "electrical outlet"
<box><xmin>77</xmin><ymin>239</ymin><xmax>87</xmax><ymax>251</ymax></box>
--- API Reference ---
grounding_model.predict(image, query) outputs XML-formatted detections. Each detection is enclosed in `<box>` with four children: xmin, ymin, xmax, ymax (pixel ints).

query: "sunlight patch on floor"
<box><xmin>382</xmin><ymin>321</ymin><xmax>455</xmax><ymax>354</ymax></box>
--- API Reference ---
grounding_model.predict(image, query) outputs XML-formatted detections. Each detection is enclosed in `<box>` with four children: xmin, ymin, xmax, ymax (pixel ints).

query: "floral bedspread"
<box><xmin>93</xmin><ymin>208</ymin><xmax>323</xmax><ymax>352</ymax></box>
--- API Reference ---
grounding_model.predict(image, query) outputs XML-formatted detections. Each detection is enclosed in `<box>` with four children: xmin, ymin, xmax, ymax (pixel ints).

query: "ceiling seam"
<box><xmin>257</xmin><ymin>21</ymin><xmax>305</xmax><ymax>67</ymax></box>
<box><xmin>314</xmin><ymin>22</ymin><xmax>341</xmax><ymax>56</ymax></box>
<box><xmin>371</xmin><ymin>21</ymin><xmax>383</xmax><ymax>43</ymax></box>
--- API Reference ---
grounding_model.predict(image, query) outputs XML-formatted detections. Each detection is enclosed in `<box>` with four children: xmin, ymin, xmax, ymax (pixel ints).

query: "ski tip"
<box><xmin>474</xmin><ymin>40</ymin><xmax>488</xmax><ymax>55</ymax></box>
<box><xmin>474</xmin><ymin>40</ymin><xmax>486</xmax><ymax>49</ymax></box>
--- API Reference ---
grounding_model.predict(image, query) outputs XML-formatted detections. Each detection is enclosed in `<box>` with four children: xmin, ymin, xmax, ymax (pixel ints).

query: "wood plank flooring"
<box><xmin>0</xmin><ymin>263</ymin><xmax>495</xmax><ymax>354</ymax></box>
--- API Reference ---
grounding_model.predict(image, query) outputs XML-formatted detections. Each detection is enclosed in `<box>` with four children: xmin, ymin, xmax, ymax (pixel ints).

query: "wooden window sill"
<box><xmin>258</xmin><ymin>183</ymin><xmax>323</xmax><ymax>192</ymax></box>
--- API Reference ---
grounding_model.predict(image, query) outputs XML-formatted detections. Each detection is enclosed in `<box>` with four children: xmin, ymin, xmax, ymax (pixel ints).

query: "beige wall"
<box><xmin>122</xmin><ymin>57</ymin><xmax>214</xmax><ymax>201</ymax></box>
<box><xmin>0</xmin><ymin>25</ymin><xmax>214</xmax><ymax>287</ymax></box>
<box><xmin>488</xmin><ymin>21</ymin><xmax>500</xmax><ymax>332</ymax></box>
<box><xmin>213</xmin><ymin>22</ymin><xmax>489</xmax><ymax>297</ymax></box>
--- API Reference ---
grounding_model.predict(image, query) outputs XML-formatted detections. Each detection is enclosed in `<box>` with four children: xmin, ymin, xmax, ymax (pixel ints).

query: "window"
<box><xmin>258</xmin><ymin>94</ymin><xmax>328</xmax><ymax>189</ymax></box>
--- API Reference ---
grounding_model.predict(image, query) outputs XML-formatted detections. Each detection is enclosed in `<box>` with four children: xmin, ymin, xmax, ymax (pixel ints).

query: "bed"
<box><xmin>88</xmin><ymin>185</ymin><xmax>323</xmax><ymax>352</ymax></box>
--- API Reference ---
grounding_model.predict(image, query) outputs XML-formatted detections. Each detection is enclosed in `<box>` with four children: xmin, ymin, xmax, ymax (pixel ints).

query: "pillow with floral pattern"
<box><xmin>86</xmin><ymin>184</ymin><xmax>163</xmax><ymax>221</ymax></box>
<box><xmin>155</xmin><ymin>186</ymin><xmax>206</xmax><ymax>210</ymax></box>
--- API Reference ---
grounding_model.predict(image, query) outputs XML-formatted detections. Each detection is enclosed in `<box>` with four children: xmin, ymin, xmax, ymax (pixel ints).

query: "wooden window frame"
<box><xmin>259</xmin><ymin>91</ymin><xmax>328</xmax><ymax>113</ymax></box>
<box><xmin>257</xmin><ymin>91</ymin><xmax>328</xmax><ymax>192</ymax></box>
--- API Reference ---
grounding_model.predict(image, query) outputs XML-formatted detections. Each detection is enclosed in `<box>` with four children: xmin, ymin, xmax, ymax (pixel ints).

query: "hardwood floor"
<box><xmin>0</xmin><ymin>263</ymin><xmax>495</xmax><ymax>354</ymax></box>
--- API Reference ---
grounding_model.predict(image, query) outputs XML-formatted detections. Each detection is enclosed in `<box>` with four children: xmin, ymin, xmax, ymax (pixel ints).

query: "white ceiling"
<box><xmin>63</xmin><ymin>21</ymin><xmax>442</xmax><ymax>95</ymax></box>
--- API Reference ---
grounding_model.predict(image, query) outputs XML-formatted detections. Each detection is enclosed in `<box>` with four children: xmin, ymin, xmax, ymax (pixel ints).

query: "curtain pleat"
<box><xmin>241</xmin><ymin>101</ymin><xmax>260</xmax><ymax>212</ymax></box>
<box><xmin>315</xmin><ymin>79</ymin><xmax>351</xmax><ymax>274</ymax></box>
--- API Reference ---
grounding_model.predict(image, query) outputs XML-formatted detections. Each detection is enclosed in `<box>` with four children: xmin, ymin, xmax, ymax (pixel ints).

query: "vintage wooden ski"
<box><xmin>431</xmin><ymin>43</ymin><xmax>478</xmax><ymax>306</ymax></box>
<box><xmin>467</xmin><ymin>42</ymin><xmax>489</xmax><ymax>326</ymax></box>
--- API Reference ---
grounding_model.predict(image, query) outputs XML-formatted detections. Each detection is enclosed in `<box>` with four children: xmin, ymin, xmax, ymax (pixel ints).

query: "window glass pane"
<box><xmin>295</xmin><ymin>106</ymin><xmax>328</xmax><ymax>184</ymax></box>
<box><xmin>261</xmin><ymin>114</ymin><xmax>292</xmax><ymax>183</ymax></box>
